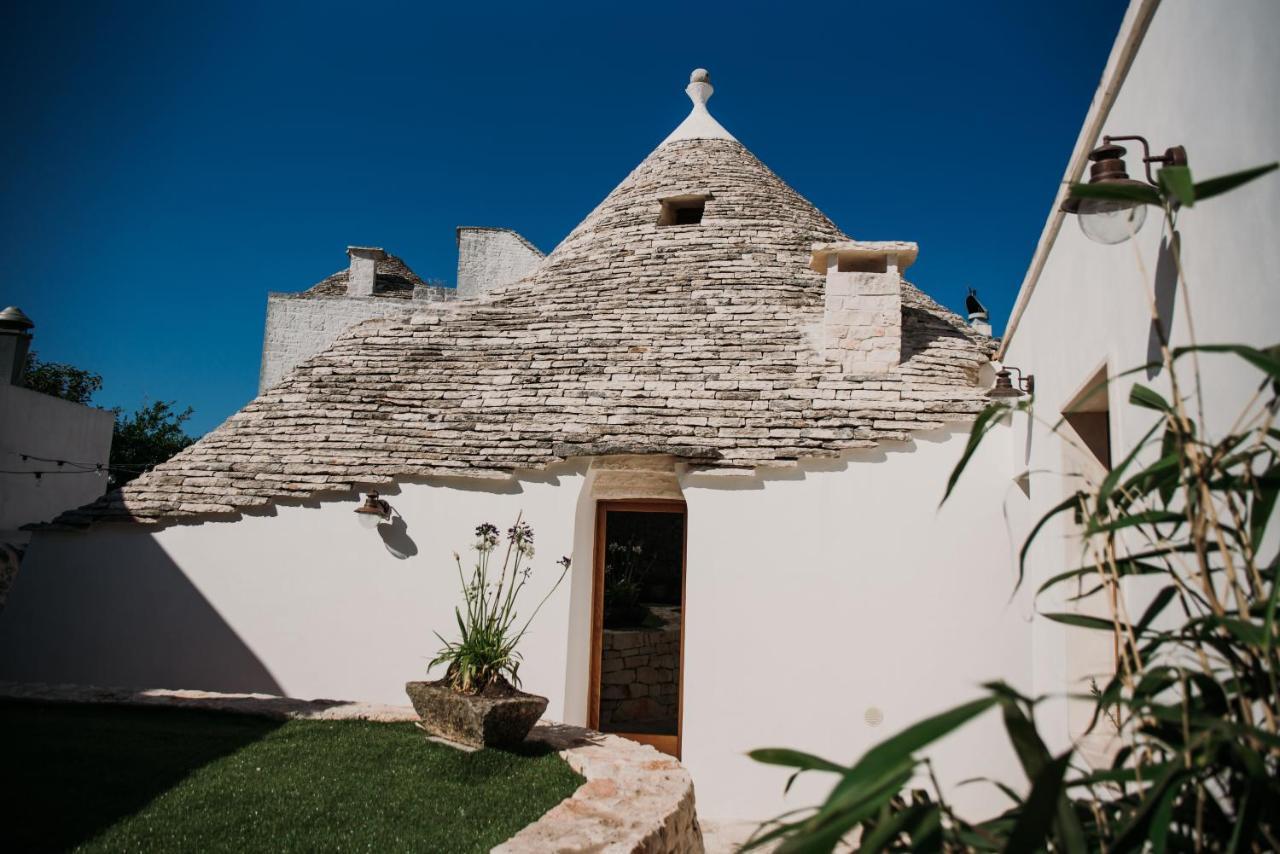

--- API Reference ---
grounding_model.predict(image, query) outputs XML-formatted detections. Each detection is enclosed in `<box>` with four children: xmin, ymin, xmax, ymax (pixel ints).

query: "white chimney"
<box><xmin>811</xmin><ymin>241</ymin><xmax>918</xmax><ymax>374</ymax></box>
<box><xmin>346</xmin><ymin>246</ymin><xmax>386</xmax><ymax>297</ymax></box>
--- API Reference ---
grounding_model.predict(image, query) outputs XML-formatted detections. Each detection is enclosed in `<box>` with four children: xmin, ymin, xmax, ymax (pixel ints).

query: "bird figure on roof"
<box><xmin>965</xmin><ymin>288</ymin><xmax>987</xmax><ymax>318</ymax></box>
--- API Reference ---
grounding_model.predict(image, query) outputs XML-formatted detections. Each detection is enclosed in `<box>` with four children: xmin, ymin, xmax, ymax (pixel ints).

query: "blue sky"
<box><xmin>1</xmin><ymin>1</ymin><xmax>1126</xmax><ymax>435</ymax></box>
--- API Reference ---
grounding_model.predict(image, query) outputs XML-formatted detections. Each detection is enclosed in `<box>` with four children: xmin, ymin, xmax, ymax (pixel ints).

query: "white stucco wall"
<box><xmin>679</xmin><ymin>425</ymin><xmax>1027</xmax><ymax>819</ymax></box>
<box><xmin>0</xmin><ymin>383</ymin><xmax>114</xmax><ymax>543</ymax></box>
<box><xmin>0</xmin><ymin>424</ymin><xmax>1025</xmax><ymax>821</ymax></box>
<box><xmin>0</xmin><ymin>468</ymin><xmax>587</xmax><ymax>710</ymax></box>
<box><xmin>455</xmin><ymin>228</ymin><xmax>544</xmax><ymax>298</ymax></box>
<box><xmin>1000</xmin><ymin>0</ymin><xmax>1280</xmax><ymax>754</ymax></box>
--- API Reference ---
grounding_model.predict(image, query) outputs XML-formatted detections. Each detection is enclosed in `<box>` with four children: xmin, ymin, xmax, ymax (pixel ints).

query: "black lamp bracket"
<box><xmin>1005</xmin><ymin>365</ymin><xmax>1036</xmax><ymax>395</ymax></box>
<box><xmin>1103</xmin><ymin>135</ymin><xmax>1189</xmax><ymax>186</ymax></box>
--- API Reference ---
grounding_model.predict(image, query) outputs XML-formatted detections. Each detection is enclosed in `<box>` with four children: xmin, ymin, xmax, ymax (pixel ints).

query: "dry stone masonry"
<box><xmin>258</xmin><ymin>250</ymin><xmax>455</xmax><ymax>391</ymax></box>
<box><xmin>600</xmin><ymin>608</ymin><xmax>681</xmax><ymax>732</ymax></box>
<box><xmin>55</xmin><ymin>71</ymin><xmax>994</xmax><ymax>527</ymax></box>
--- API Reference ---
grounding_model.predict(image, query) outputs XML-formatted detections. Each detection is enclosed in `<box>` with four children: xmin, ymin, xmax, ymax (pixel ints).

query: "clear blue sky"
<box><xmin>2</xmin><ymin>1</ymin><xmax>1126</xmax><ymax>436</ymax></box>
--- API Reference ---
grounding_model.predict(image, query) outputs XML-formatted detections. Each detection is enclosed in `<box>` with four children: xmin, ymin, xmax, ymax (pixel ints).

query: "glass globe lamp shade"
<box><xmin>1076</xmin><ymin>196</ymin><xmax>1148</xmax><ymax>245</ymax></box>
<box><xmin>354</xmin><ymin>492</ymin><xmax>389</xmax><ymax>528</ymax></box>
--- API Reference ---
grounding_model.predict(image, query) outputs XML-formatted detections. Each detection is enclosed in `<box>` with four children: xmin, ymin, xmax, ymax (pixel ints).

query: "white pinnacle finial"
<box><xmin>687</xmin><ymin>68</ymin><xmax>713</xmax><ymax>107</ymax></box>
<box><xmin>662</xmin><ymin>67</ymin><xmax>736</xmax><ymax>145</ymax></box>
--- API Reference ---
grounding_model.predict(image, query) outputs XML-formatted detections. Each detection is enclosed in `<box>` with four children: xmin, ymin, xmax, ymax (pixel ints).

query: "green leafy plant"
<box><xmin>748</xmin><ymin>160</ymin><xmax>1279</xmax><ymax>851</ymax></box>
<box><xmin>21</xmin><ymin>350</ymin><xmax>103</xmax><ymax>405</ymax></box>
<box><xmin>110</xmin><ymin>400</ymin><xmax>197</xmax><ymax>486</ymax></box>
<box><xmin>431</xmin><ymin>518</ymin><xmax>571</xmax><ymax>694</ymax></box>
<box><xmin>604</xmin><ymin>539</ymin><xmax>660</xmax><ymax>628</ymax></box>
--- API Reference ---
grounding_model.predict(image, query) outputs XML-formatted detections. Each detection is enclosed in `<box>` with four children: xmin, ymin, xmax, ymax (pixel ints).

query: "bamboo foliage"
<box><xmin>748</xmin><ymin>161</ymin><xmax>1279</xmax><ymax>852</ymax></box>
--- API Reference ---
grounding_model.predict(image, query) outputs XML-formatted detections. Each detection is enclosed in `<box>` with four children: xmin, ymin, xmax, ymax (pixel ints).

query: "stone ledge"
<box><xmin>0</xmin><ymin>682</ymin><xmax>704</xmax><ymax>853</ymax></box>
<box><xmin>495</xmin><ymin>723</ymin><xmax>703</xmax><ymax>854</ymax></box>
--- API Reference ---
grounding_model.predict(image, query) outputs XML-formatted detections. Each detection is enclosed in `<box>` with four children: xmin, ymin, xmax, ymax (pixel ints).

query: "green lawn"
<box><xmin>1</xmin><ymin>701</ymin><xmax>583</xmax><ymax>853</ymax></box>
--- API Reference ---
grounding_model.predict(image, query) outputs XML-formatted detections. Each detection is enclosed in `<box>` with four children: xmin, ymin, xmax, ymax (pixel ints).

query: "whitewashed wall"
<box><xmin>680</xmin><ymin>424</ymin><xmax>1027</xmax><ymax>819</ymax></box>
<box><xmin>456</xmin><ymin>228</ymin><xmax>544</xmax><ymax>298</ymax></box>
<box><xmin>1001</xmin><ymin>0</ymin><xmax>1280</xmax><ymax>755</ymax></box>
<box><xmin>0</xmin><ymin>467</ymin><xmax>588</xmax><ymax>709</ymax></box>
<box><xmin>0</xmin><ymin>424</ymin><xmax>1024</xmax><ymax>821</ymax></box>
<box><xmin>0</xmin><ymin>384</ymin><xmax>114</xmax><ymax>542</ymax></box>
<box><xmin>258</xmin><ymin>295</ymin><xmax>417</xmax><ymax>392</ymax></box>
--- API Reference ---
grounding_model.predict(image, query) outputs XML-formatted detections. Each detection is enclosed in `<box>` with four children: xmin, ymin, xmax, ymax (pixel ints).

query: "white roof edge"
<box><xmin>997</xmin><ymin>0</ymin><xmax>1160</xmax><ymax>359</ymax></box>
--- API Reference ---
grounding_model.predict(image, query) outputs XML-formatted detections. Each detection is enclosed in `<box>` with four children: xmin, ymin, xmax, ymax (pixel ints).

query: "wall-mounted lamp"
<box><xmin>354</xmin><ymin>491</ymin><xmax>391</xmax><ymax>529</ymax></box>
<box><xmin>989</xmin><ymin>367</ymin><xmax>1034</xmax><ymax>400</ymax></box>
<box><xmin>1061</xmin><ymin>135</ymin><xmax>1188</xmax><ymax>245</ymax></box>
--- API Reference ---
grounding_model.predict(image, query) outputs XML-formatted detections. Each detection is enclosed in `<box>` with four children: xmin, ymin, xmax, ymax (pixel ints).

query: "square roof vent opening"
<box><xmin>658</xmin><ymin>195</ymin><xmax>708</xmax><ymax>226</ymax></box>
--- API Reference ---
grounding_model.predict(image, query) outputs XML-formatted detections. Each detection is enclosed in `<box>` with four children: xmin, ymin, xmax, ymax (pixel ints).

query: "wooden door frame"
<box><xmin>588</xmin><ymin>498</ymin><xmax>688</xmax><ymax>758</ymax></box>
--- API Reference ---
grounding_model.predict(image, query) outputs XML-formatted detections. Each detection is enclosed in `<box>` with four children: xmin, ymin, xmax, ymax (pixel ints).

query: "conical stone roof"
<box><xmin>57</xmin><ymin>72</ymin><xmax>994</xmax><ymax>526</ymax></box>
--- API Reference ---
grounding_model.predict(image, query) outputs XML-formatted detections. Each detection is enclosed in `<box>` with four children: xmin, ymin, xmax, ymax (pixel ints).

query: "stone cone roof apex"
<box><xmin>661</xmin><ymin>68</ymin><xmax>737</xmax><ymax>145</ymax></box>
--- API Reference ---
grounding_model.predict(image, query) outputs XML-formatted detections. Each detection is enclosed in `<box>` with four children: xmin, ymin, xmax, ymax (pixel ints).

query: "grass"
<box><xmin>1</xmin><ymin>701</ymin><xmax>583</xmax><ymax>853</ymax></box>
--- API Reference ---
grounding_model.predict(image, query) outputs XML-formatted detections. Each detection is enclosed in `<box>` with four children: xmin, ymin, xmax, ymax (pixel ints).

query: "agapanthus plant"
<box><xmin>430</xmin><ymin>516</ymin><xmax>571</xmax><ymax>694</ymax></box>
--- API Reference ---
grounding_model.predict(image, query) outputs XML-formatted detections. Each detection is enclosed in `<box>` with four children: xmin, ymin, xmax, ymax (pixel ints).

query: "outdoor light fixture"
<box><xmin>354</xmin><ymin>491</ymin><xmax>391</xmax><ymax>529</ymax></box>
<box><xmin>1061</xmin><ymin>135</ymin><xmax>1188</xmax><ymax>245</ymax></box>
<box><xmin>989</xmin><ymin>367</ymin><xmax>1034</xmax><ymax>400</ymax></box>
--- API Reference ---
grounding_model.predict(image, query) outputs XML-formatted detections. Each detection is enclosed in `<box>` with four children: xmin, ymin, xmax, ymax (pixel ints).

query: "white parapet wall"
<box><xmin>456</xmin><ymin>228</ymin><xmax>544</xmax><ymax>298</ymax></box>
<box><xmin>0</xmin><ymin>423</ymin><xmax>1024</xmax><ymax>822</ymax></box>
<box><xmin>259</xmin><ymin>294</ymin><xmax>426</xmax><ymax>392</ymax></box>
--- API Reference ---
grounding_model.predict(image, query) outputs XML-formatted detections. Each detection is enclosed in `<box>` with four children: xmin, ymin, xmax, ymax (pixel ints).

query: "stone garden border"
<box><xmin>0</xmin><ymin>682</ymin><xmax>704</xmax><ymax>853</ymax></box>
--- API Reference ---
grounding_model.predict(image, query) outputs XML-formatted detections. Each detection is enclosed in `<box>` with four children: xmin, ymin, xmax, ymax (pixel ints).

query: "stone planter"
<box><xmin>405</xmin><ymin>680</ymin><xmax>547</xmax><ymax>749</ymax></box>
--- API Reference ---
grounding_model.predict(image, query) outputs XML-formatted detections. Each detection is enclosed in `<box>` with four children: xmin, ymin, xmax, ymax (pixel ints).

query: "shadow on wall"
<box><xmin>0</xmin><ymin>530</ymin><xmax>283</xmax><ymax>695</ymax></box>
<box><xmin>0</xmin><ymin>700</ymin><xmax>283</xmax><ymax>851</ymax></box>
<box><xmin>1147</xmin><ymin>231</ymin><xmax>1181</xmax><ymax>378</ymax></box>
<box><xmin>379</xmin><ymin>513</ymin><xmax>419</xmax><ymax>559</ymax></box>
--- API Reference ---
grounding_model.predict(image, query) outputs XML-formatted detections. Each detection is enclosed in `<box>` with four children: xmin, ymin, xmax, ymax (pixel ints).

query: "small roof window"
<box><xmin>658</xmin><ymin>194</ymin><xmax>709</xmax><ymax>226</ymax></box>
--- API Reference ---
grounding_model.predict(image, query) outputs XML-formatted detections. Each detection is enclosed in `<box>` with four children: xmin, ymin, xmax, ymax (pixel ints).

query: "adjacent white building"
<box><xmin>997</xmin><ymin>0</ymin><xmax>1280</xmax><ymax>765</ymax></box>
<box><xmin>0</xmin><ymin>306</ymin><xmax>114</xmax><ymax>595</ymax></box>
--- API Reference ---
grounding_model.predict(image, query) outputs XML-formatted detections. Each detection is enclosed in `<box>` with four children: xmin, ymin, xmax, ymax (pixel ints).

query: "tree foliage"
<box><xmin>21</xmin><ymin>351</ymin><xmax>103</xmax><ymax>405</ymax></box>
<box><xmin>110</xmin><ymin>401</ymin><xmax>196</xmax><ymax>487</ymax></box>
<box><xmin>747</xmin><ymin>164</ymin><xmax>1280</xmax><ymax>851</ymax></box>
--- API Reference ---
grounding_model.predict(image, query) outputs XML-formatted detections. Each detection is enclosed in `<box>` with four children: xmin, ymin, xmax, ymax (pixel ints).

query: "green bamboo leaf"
<box><xmin>1002</xmin><ymin>751</ymin><xmax>1073</xmax><ymax>854</ymax></box>
<box><xmin>942</xmin><ymin>403</ymin><xmax>1008</xmax><ymax>506</ymax></box>
<box><xmin>1148</xmin><ymin>779</ymin><xmax>1182</xmax><ymax>854</ymax></box>
<box><xmin>1192</xmin><ymin>162</ymin><xmax>1278</xmax><ymax>202</ymax></box>
<box><xmin>1042</xmin><ymin>612</ymin><xmax>1116</xmax><ymax>632</ymax></box>
<box><xmin>857</xmin><ymin>802</ymin><xmax>935</xmax><ymax>854</ymax></box>
<box><xmin>819</xmin><ymin>696</ymin><xmax>997</xmax><ymax>816</ymax></box>
<box><xmin>1109</xmin><ymin>763</ymin><xmax>1187</xmax><ymax>851</ymax></box>
<box><xmin>1097</xmin><ymin>419</ymin><xmax>1164</xmax><ymax>512</ymax></box>
<box><xmin>782</xmin><ymin>764</ymin><xmax>914</xmax><ymax>853</ymax></box>
<box><xmin>1018</xmin><ymin>493</ymin><xmax>1085</xmax><ymax>592</ymax></box>
<box><xmin>993</xmin><ymin>695</ymin><xmax>1087</xmax><ymax>854</ymax></box>
<box><xmin>1067</xmin><ymin>181</ymin><xmax>1163</xmax><ymax>206</ymax></box>
<box><xmin>748</xmin><ymin>748</ymin><xmax>847</xmax><ymax>794</ymax></box>
<box><xmin>1172</xmin><ymin>343</ymin><xmax>1280</xmax><ymax>379</ymax></box>
<box><xmin>1158</xmin><ymin>165</ymin><xmax>1195</xmax><ymax>207</ymax></box>
<box><xmin>749</xmin><ymin>748</ymin><xmax>846</xmax><ymax>774</ymax></box>
<box><xmin>1134</xmin><ymin>586</ymin><xmax>1177</xmax><ymax>636</ymax></box>
<box><xmin>1128</xmin><ymin>382</ymin><xmax>1171</xmax><ymax>411</ymax></box>
<box><xmin>1084</xmin><ymin>509</ymin><xmax>1184</xmax><ymax>536</ymax></box>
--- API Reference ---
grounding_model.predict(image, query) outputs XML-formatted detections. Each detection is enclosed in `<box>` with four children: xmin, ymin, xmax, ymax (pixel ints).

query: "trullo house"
<box><xmin>0</xmin><ymin>70</ymin><xmax>1032</xmax><ymax>819</ymax></box>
